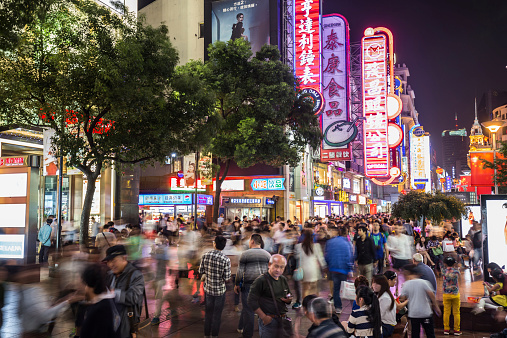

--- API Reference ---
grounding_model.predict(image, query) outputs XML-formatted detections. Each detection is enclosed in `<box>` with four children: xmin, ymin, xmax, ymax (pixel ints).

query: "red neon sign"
<box><xmin>295</xmin><ymin>0</ymin><xmax>320</xmax><ymax>93</ymax></box>
<box><xmin>0</xmin><ymin>157</ymin><xmax>25</xmax><ymax>167</ymax></box>
<box><xmin>362</xmin><ymin>35</ymin><xmax>389</xmax><ymax>177</ymax></box>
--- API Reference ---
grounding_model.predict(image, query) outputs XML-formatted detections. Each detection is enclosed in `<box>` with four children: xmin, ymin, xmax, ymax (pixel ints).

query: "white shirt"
<box><xmin>378</xmin><ymin>291</ymin><xmax>397</xmax><ymax>325</ymax></box>
<box><xmin>295</xmin><ymin>243</ymin><xmax>327</xmax><ymax>282</ymax></box>
<box><xmin>387</xmin><ymin>234</ymin><xmax>413</xmax><ymax>260</ymax></box>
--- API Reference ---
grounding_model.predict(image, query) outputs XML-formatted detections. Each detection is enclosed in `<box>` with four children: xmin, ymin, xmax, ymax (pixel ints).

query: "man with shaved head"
<box><xmin>247</xmin><ymin>254</ymin><xmax>293</xmax><ymax>338</ymax></box>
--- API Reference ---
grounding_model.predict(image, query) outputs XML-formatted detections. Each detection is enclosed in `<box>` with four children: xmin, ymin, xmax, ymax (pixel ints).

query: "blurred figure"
<box><xmin>234</xmin><ymin>233</ymin><xmax>271</xmax><ymax>338</ymax></box>
<box><xmin>150</xmin><ymin>234</ymin><xmax>170</xmax><ymax>325</ymax></box>
<box><xmin>80</xmin><ymin>264</ymin><xmax>120</xmax><ymax>338</ymax></box>
<box><xmin>295</xmin><ymin>229</ymin><xmax>327</xmax><ymax>298</ymax></box>
<box><xmin>38</xmin><ymin>218</ymin><xmax>53</xmax><ymax>265</ymax></box>
<box><xmin>354</xmin><ymin>224</ymin><xmax>375</xmax><ymax>284</ymax></box>
<box><xmin>96</xmin><ymin>223</ymin><xmax>117</xmax><ymax>260</ymax></box>
<box><xmin>399</xmin><ymin>264</ymin><xmax>441</xmax><ymax>338</ymax></box>
<box><xmin>125</xmin><ymin>225</ymin><xmax>144</xmax><ymax>269</ymax></box>
<box><xmin>301</xmin><ymin>296</ymin><xmax>348</xmax><ymax>338</ymax></box>
<box><xmin>413</xmin><ymin>253</ymin><xmax>437</xmax><ymax>294</ymax></box>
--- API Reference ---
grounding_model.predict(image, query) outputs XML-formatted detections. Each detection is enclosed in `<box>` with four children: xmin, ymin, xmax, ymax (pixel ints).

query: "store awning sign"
<box><xmin>251</xmin><ymin>178</ymin><xmax>285</xmax><ymax>191</ymax></box>
<box><xmin>0</xmin><ymin>235</ymin><xmax>24</xmax><ymax>259</ymax></box>
<box><xmin>230</xmin><ymin>198</ymin><xmax>261</xmax><ymax>204</ymax></box>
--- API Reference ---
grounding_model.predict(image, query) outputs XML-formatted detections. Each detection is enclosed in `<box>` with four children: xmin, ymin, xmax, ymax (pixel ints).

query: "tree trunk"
<box><xmin>212</xmin><ymin>159</ymin><xmax>231</xmax><ymax>223</ymax></box>
<box><xmin>422</xmin><ymin>215</ymin><xmax>426</xmax><ymax>235</ymax></box>
<box><xmin>80</xmin><ymin>167</ymin><xmax>101</xmax><ymax>246</ymax></box>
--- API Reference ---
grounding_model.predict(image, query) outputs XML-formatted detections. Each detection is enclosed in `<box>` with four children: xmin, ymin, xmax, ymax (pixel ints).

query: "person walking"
<box><xmin>442</xmin><ymin>256</ymin><xmax>461</xmax><ymax>335</ymax></box>
<box><xmin>354</xmin><ymin>224</ymin><xmax>376</xmax><ymax>284</ymax></box>
<box><xmin>413</xmin><ymin>253</ymin><xmax>437</xmax><ymax>294</ymax></box>
<box><xmin>199</xmin><ymin>235</ymin><xmax>231</xmax><ymax>338</ymax></box>
<box><xmin>247</xmin><ymin>254</ymin><xmax>293</xmax><ymax>338</ymax></box>
<box><xmin>399</xmin><ymin>264</ymin><xmax>441</xmax><ymax>338</ymax></box>
<box><xmin>38</xmin><ymin>219</ymin><xmax>53</xmax><ymax>265</ymax></box>
<box><xmin>370</xmin><ymin>222</ymin><xmax>388</xmax><ymax>274</ymax></box>
<box><xmin>96</xmin><ymin>223</ymin><xmax>117</xmax><ymax>260</ymax></box>
<box><xmin>295</xmin><ymin>229</ymin><xmax>327</xmax><ymax>298</ymax></box>
<box><xmin>234</xmin><ymin>234</ymin><xmax>271</xmax><ymax>338</ymax></box>
<box><xmin>325</xmin><ymin>226</ymin><xmax>354</xmax><ymax>314</ymax></box>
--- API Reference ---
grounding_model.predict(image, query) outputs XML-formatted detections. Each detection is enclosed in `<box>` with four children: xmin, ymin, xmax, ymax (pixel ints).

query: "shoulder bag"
<box><xmin>263</xmin><ymin>273</ymin><xmax>294</xmax><ymax>338</ymax></box>
<box><xmin>293</xmin><ymin>247</ymin><xmax>304</xmax><ymax>282</ymax></box>
<box><xmin>123</xmin><ymin>270</ymin><xmax>151</xmax><ymax>337</ymax></box>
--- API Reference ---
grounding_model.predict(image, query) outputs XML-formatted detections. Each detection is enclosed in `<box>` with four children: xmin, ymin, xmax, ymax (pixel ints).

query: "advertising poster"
<box><xmin>183</xmin><ymin>154</ymin><xmax>196</xmax><ymax>187</ymax></box>
<box><xmin>484</xmin><ymin>198</ymin><xmax>507</xmax><ymax>269</ymax></box>
<box><xmin>461</xmin><ymin>205</ymin><xmax>481</xmax><ymax>237</ymax></box>
<box><xmin>211</xmin><ymin>0</ymin><xmax>269</xmax><ymax>54</ymax></box>
<box><xmin>43</xmin><ymin>129</ymin><xmax>59</xmax><ymax>176</ymax></box>
<box><xmin>320</xmin><ymin>14</ymin><xmax>351</xmax><ymax>161</ymax></box>
<box><xmin>83</xmin><ymin>178</ymin><xmax>101</xmax><ymax>215</ymax></box>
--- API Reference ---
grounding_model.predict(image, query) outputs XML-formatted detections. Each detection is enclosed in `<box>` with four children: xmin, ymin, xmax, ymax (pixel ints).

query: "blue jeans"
<box><xmin>204</xmin><ymin>292</ymin><xmax>226</xmax><ymax>336</ymax></box>
<box><xmin>240</xmin><ymin>284</ymin><xmax>254</xmax><ymax>338</ymax></box>
<box><xmin>382</xmin><ymin>322</ymin><xmax>395</xmax><ymax>337</ymax></box>
<box><xmin>331</xmin><ymin>272</ymin><xmax>348</xmax><ymax>310</ymax></box>
<box><xmin>258</xmin><ymin>317</ymin><xmax>280</xmax><ymax>338</ymax></box>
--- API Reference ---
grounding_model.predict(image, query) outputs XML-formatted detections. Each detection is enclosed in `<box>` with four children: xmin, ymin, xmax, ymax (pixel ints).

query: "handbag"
<box><xmin>339</xmin><ymin>280</ymin><xmax>356</xmax><ymax>300</ymax></box>
<box><xmin>432</xmin><ymin>246</ymin><xmax>443</xmax><ymax>256</ymax></box>
<box><xmin>293</xmin><ymin>250</ymin><xmax>304</xmax><ymax>281</ymax></box>
<box><xmin>123</xmin><ymin>271</ymin><xmax>152</xmax><ymax>337</ymax></box>
<box><xmin>264</xmin><ymin>273</ymin><xmax>294</xmax><ymax>338</ymax></box>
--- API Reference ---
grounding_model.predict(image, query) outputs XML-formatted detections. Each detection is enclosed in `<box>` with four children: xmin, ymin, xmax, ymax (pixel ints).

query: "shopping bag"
<box><xmin>293</xmin><ymin>268</ymin><xmax>304</xmax><ymax>281</ymax></box>
<box><xmin>339</xmin><ymin>280</ymin><xmax>356</xmax><ymax>300</ymax></box>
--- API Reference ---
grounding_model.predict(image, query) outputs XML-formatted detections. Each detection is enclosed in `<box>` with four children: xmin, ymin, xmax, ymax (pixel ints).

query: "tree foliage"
<box><xmin>0</xmin><ymin>0</ymin><xmax>215</xmax><ymax>241</ymax></box>
<box><xmin>392</xmin><ymin>191</ymin><xmax>467</xmax><ymax>228</ymax></box>
<box><xmin>179</xmin><ymin>39</ymin><xmax>322</xmax><ymax>221</ymax></box>
<box><xmin>482</xmin><ymin>141</ymin><xmax>507</xmax><ymax>190</ymax></box>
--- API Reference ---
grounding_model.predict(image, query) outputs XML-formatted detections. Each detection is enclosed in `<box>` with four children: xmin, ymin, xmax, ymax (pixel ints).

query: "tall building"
<box><xmin>442</xmin><ymin>128</ymin><xmax>469</xmax><ymax>178</ymax></box>
<box><xmin>470</xmin><ymin>98</ymin><xmax>487</xmax><ymax>150</ymax></box>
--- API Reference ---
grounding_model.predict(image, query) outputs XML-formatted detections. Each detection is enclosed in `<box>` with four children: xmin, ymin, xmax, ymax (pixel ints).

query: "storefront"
<box><xmin>221</xmin><ymin>196</ymin><xmax>275</xmax><ymax>221</ymax></box>
<box><xmin>139</xmin><ymin>193</ymin><xmax>213</xmax><ymax>229</ymax></box>
<box><xmin>312</xmin><ymin>198</ymin><xmax>344</xmax><ymax>217</ymax></box>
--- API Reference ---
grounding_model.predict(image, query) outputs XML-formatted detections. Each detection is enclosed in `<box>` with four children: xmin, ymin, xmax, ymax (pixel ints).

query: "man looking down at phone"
<box><xmin>248</xmin><ymin>254</ymin><xmax>293</xmax><ymax>338</ymax></box>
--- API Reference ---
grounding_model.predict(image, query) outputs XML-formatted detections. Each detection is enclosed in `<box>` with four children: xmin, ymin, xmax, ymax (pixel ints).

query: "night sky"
<box><xmin>323</xmin><ymin>0</ymin><xmax>507</xmax><ymax>163</ymax></box>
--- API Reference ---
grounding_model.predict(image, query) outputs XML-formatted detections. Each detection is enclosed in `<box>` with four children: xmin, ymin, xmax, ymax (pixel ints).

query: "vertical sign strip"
<box><xmin>294</xmin><ymin>0</ymin><xmax>320</xmax><ymax>92</ymax></box>
<box><xmin>320</xmin><ymin>14</ymin><xmax>351</xmax><ymax>162</ymax></box>
<box><xmin>362</xmin><ymin>35</ymin><xmax>389</xmax><ymax>177</ymax></box>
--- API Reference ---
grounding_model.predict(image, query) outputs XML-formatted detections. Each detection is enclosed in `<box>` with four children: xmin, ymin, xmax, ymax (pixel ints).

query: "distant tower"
<box><xmin>470</xmin><ymin>97</ymin><xmax>486</xmax><ymax>148</ymax></box>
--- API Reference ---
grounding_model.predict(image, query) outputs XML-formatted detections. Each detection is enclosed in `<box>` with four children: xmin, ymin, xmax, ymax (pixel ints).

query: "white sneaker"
<box><xmin>471</xmin><ymin>306</ymin><xmax>485</xmax><ymax>315</ymax></box>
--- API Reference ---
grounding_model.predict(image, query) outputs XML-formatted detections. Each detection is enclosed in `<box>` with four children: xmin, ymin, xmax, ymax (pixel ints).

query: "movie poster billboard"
<box><xmin>211</xmin><ymin>0</ymin><xmax>270</xmax><ymax>54</ymax></box>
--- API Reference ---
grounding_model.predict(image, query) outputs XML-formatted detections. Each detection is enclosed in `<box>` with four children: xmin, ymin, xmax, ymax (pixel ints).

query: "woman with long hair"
<box><xmin>343</xmin><ymin>285</ymin><xmax>382</xmax><ymax>338</ymax></box>
<box><xmin>295</xmin><ymin>229</ymin><xmax>327</xmax><ymax>298</ymax></box>
<box><xmin>415</xmin><ymin>237</ymin><xmax>434</xmax><ymax>266</ymax></box>
<box><xmin>372</xmin><ymin>275</ymin><xmax>396</xmax><ymax>338</ymax></box>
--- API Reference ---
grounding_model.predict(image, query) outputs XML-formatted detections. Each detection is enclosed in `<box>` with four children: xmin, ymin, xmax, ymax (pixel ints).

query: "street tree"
<box><xmin>0</xmin><ymin>0</ymin><xmax>215</xmax><ymax>242</ymax></box>
<box><xmin>179</xmin><ymin>39</ymin><xmax>322</xmax><ymax>222</ymax></box>
<box><xmin>392</xmin><ymin>191</ymin><xmax>466</xmax><ymax>232</ymax></box>
<box><xmin>482</xmin><ymin>141</ymin><xmax>507</xmax><ymax>193</ymax></box>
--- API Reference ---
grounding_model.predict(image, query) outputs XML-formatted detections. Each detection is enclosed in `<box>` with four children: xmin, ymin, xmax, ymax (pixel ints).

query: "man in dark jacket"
<box><xmin>303</xmin><ymin>296</ymin><xmax>348</xmax><ymax>338</ymax></box>
<box><xmin>354</xmin><ymin>224</ymin><xmax>376</xmax><ymax>284</ymax></box>
<box><xmin>104</xmin><ymin>245</ymin><xmax>145</xmax><ymax>338</ymax></box>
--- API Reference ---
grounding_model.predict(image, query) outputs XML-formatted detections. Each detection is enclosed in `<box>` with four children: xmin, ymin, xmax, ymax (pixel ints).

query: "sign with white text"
<box><xmin>320</xmin><ymin>14</ymin><xmax>352</xmax><ymax>161</ymax></box>
<box><xmin>0</xmin><ymin>235</ymin><xmax>25</xmax><ymax>259</ymax></box>
<box><xmin>409</xmin><ymin>126</ymin><xmax>431</xmax><ymax>193</ymax></box>
<box><xmin>362</xmin><ymin>34</ymin><xmax>389</xmax><ymax>177</ymax></box>
<box><xmin>251</xmin><ymin>178</ymin><xmax>285</xmax><ymax>191</ymax></box>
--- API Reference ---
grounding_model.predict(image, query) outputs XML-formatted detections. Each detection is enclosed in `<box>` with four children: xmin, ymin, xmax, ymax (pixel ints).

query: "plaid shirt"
<box><xmin>199</xmin><ymin>249</ymin><xmax>231</xmax><ymax>296</ymax></box>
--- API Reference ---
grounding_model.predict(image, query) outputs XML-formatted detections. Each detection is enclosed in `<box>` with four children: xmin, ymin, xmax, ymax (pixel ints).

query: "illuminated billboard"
<box><xmin>362</xmin><ymin>34</ymin><xmax>389</xmax><ymax>177</ymax></box>
<box><xmin>409</xmin><ymin>126</ymin><xmax>431</xmax><ymax>192</ymax></box>
<box><xmin>481</xmin><ymin>195</ymin><xmax>507</xmax><ymax>272</ymax></box>
<box><xmin>295</xmin><ymin>0</ymin><xmax>321</xmax><ymax>96</ymax></box>
<box><xmin>211</xmin><ymin>0</ymin><xmax>270</xmax><ymax>54</ymax></box>
<box><xmin>320</xmin><ymin>14</ymin><xmax>352</xmax><ymax>162</ymax></box>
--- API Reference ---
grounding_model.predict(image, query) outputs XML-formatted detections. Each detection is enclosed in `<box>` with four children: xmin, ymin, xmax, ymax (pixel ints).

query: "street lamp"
<box><xmin>482</xmin><ymin>118</ymin><xmax>506</xmax><ymax>194</ymax></box>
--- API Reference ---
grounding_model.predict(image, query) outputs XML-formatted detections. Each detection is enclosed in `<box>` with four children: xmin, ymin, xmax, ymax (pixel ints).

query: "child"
<box><xmin>343</xmin><ymin>285</ymin><xmax>382</xmax><ymax>338</ymax></box>
<box><xmin>473</xmin><ymin>268</ymin><xmax>507</xmax><ymax>314</ymax></box>
<box><xmin>442</xmin><ymin>256</ymin><xmax>461</xmax><ymax>335</ymax></box>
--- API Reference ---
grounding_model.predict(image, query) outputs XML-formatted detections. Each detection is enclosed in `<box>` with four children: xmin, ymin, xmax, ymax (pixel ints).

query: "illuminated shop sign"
<box><xmin>320</xmin><ymin>14</ymin><xmax>352</xmax><ymax>162</ymax></box>
<box><xmin>295</xmin><ymin>0</ymin><xmax>321</xmax><ymax>103</ymax></box>
<box><xmin>251</xmin><ymin>178</ymin><xmax>285</xmax><ymax>191</ymax></box>
<box><xmin>196</xmin><ymin>195</ymin><xmax>214</xmax><ymax>205</ymax></box>
<box><xmin>349</xmin><ymin>194</ymin><xmax>357</xmax><ymax>203</ymax></box>
<box><xmin>362</xmin><ymin>34</ymin><xmax>389</xmax><ymax>177</ymax></box>
<box><xmin>342</xmin><ymin>177</ymin><xmax>351</xmax><ymax>189</ymax></box>
<box><xmin>0</xmin><ymin>157</ymin><xmax>27</xmax><ymax>167</ymax></box>
<box><xmin>170</xmin><ymin>177</ymin><xmax>206</xmax><ymax>192</ymax></box>
<box><xmin>213</xmin><ymin>179</ymin><xmax>245</xmax><ymax>192</ymax></box>
<box><xmin>0</xmin><ymin>235</ymin><xmax>25</xmax><ymax>259</ymax></box>
<box><xmin>265</xmin><ymin>197</ymin><xmax>276</xmax><ymax>205</ymax></box>
<box><xmin>358</xmin><ymin>195</ymin><xmax>367</xmax><ymax>205</ymax></box>
<box><xmin>409</xmin><ymin>125</ymin><xmax>431</xmax><ymax>193</ymax></box>
<box><xmin>0</xmin><ymin>173</ymin><xmax>27</xmax><ymax>198</ymax></box>
<box><xmin>229</xmin><ymin>198</ymin><xmax>261</xmax><ymax>204</ymax></box>
<box><xmin>139</xmin><ymin>194</ymin><xmax>192</xmax><ymax>205</ymax></box>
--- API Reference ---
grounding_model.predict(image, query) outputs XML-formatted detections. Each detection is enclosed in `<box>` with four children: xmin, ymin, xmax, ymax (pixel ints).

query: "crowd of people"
<box><xmin>21</xmin><ymin>212</ymin><xmax>507</xmax><ymax>338</ymax></box>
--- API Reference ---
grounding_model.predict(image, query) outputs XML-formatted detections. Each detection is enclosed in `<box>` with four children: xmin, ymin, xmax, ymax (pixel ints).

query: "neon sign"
<box><xmin>170</xmin><ymin>177</ymin><xmax>206</xmax><ymax>191</ymax></box>
<box><xmin>362</xmin><ymin>34</ymin><xmax>389</xmax><ymax>177</ymax></box>
<box><xmin>295</xmin><ymin>0</ymin><xmax>321</xmax><ymax>108</ymax></box>
<box><xmin>251</xmin><ymin>178</ymin><xmax>285</xmax><ymax>191</ymax></box>
<box><xmin>320</xmin><ymin>14</ymin><xmax>352</xmax><ymax>162</ymax></box>
<box><xmin>410</xmin><ymin>125</ymin><xmax>431</xmax><ymax>192</ymax></box>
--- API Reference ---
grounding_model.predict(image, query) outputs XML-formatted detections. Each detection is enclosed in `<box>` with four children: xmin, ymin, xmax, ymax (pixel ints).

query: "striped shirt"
<box><xmin>346</xmin><ymin>305</ymin><xmax>374</xmax><ymax>338</ymax></box>
<box><xmin>307</xmin><ymin>319</ymin><xmax>348</xmax><ymax>338</ymax></box>
<box><xmin>199</xmin><ymin>249</ymin><xmax>231</xmax><ymax>296</ymax></box>
<box><xmin>235</xmin><ymin>248</ymin><xmax>271</xmax><ymax>285</ymax></box>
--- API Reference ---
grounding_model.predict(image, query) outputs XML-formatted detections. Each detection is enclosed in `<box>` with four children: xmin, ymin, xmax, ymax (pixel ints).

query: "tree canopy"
<box><xmin>0</xmin><ymin>0</ymin><xmax>215</xmax><ymax>240</ymax></box>
<box><xmin>482</xmin><ymin>141</ymin><xmax>507</xmax><ymax>193</ymax></box>
<box><xmin>391</xmin><ymin>191</ymin><xmax>467</xmax><ymax>228</ymax></box>
<box><xmin>179</xmin><ymin>39</ymin><xmax>322</xmax><ymax>221</ymax></box>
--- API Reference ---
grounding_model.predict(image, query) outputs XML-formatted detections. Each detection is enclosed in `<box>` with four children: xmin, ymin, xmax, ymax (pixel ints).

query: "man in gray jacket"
<box><xmin>104</xmin><ymin>245</ymin><xmax>145</xmax><ymax>338</ymax></box>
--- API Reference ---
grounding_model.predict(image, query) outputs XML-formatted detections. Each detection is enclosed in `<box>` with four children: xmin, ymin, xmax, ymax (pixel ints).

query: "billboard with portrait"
<box><xmin>481</xmin><ymin>195</ymin><xmax>507</xmax><ymax>273</ymax></box>
<box><xmin>211</xmin><ymin>0</ymin><xmax>270</xmax><ymax>54</ymax></box>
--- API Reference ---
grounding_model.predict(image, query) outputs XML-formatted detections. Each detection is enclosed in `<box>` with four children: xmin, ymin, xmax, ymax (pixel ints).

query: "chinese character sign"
<box><xmin>295</xmin><ymin>0</ymin><xmax>320</xmax><ymax>92</ymax></box>
<box><xmin>409</xmin><ymin>127</ymin><xmax>431</xmax><ymax>193</ymax></box>
<box><xmin>320</xmin><ymin>14</ymin><xmax>352</xmax><ymax>162</ymax></box>
<box><xmin>362</xmin><ymin>35</ymin><xmax>389</xmax><ymax>177</ymax></box>
<box><xmin>251</xmin><ymin>178</ymin><xmax>285</xmax><ymax>190</ymax></box>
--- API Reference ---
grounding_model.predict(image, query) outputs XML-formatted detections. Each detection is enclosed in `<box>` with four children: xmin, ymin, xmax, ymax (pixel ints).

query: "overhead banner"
<box><xmin>320</xmin><ymin>14</ymin><xmax>352</xmax><ymax>162</ymax></box>
<box><xmin>362</xmin><ymin>34</ymin><xmax>389</xmax><ymax>177</ymax></box>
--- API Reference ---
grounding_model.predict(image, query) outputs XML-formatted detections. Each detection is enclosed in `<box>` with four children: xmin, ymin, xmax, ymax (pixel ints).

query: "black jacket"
<box><xmin>355</xmin><ymin>236</ymin><xmax>376</xmax><ymax>265</ymax></box>
<box><xmin>81</xmin><ymin>298</ymin><xmax>121</xmax><ymax>338</ymax></box>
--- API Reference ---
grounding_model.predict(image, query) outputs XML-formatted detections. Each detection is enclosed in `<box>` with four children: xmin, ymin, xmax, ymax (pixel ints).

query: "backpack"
<box><xmin>472</xmin><ymin>231</ymin><xmax>482</xmax><ymax>248</ymax></box>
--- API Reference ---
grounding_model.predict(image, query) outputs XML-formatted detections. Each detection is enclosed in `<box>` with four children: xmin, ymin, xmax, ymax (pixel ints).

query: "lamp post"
<box><xmin>482</xmin><ymin>118</ymin><xmax>506</xmax><ymax>194</ymax></box>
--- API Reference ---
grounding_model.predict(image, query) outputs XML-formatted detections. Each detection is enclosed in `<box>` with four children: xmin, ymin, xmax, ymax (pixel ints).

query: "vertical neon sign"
<box><xmin>362</xmin><ymin>34</ymin><xmax>389</xmax><ymax>177</ymax></box>
<box><xmin>320</xmin><ymin>14</ymin><xmax>351</xmax><ymax>162</ymax></box>
<box><xmin>295</xmin><ymin>0</ymin><xmax>321</xmax><ymax>94</ymax></box>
